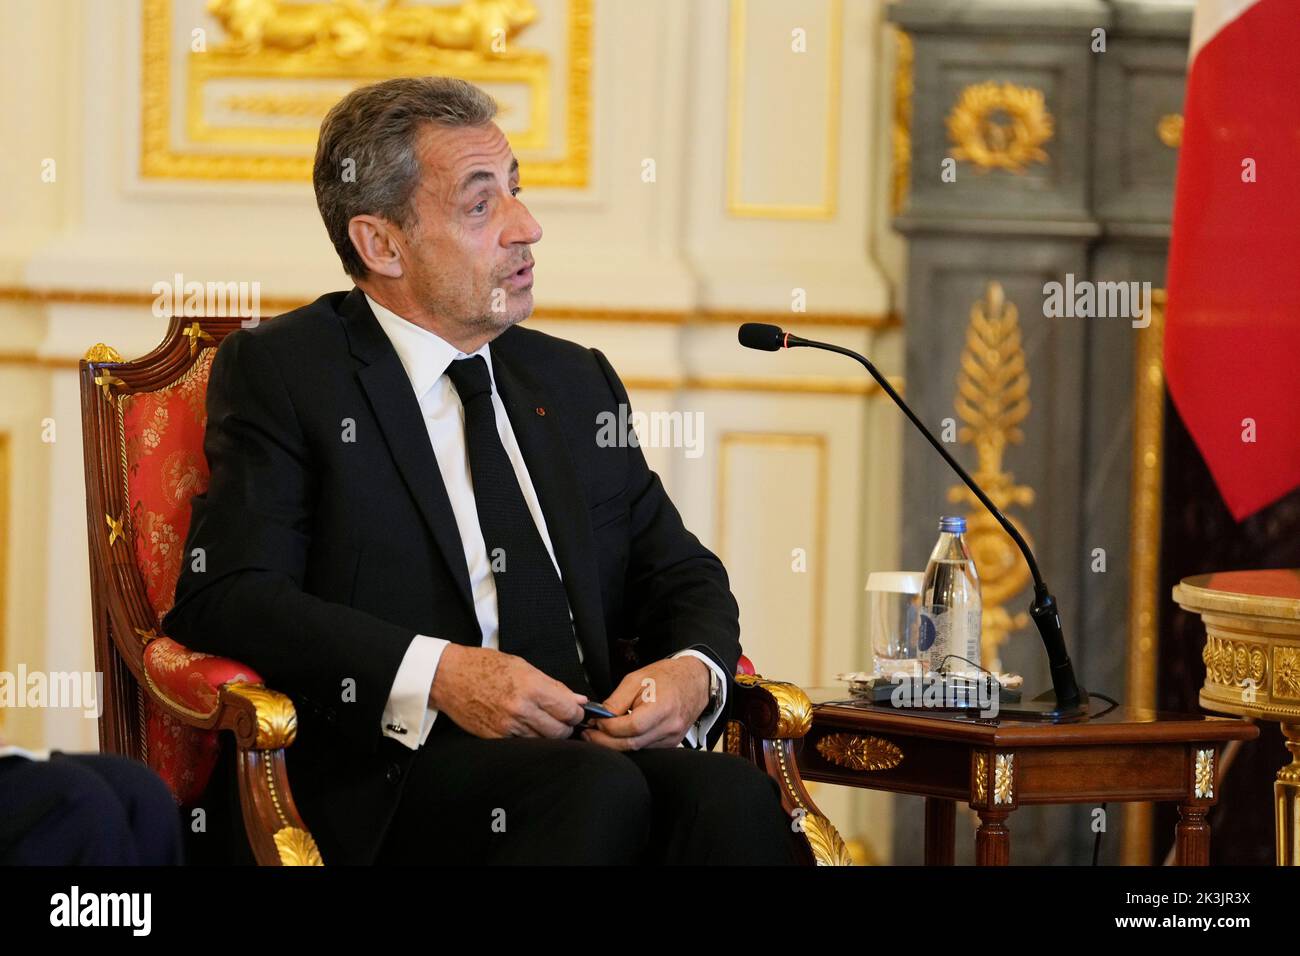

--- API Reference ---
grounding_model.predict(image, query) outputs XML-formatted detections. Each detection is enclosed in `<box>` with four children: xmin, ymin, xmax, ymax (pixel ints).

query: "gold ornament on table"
<box><xmin>946</xmin><ymin>81</ymin><xmax>1053</xmax><ymax>173</ymax></box>
<box><xmin>1194</xmin><ymin>748</ymin><xmax>1214</xmax><ymax>800</ymax></box>
<box><xmin>948</xmin><ymin>282</ymin><xmax>1036</xmax><ymax>672</ymax></box>
<box><xmin>816</xmin><ymin>733</ymin><xmax>904</xmax><ymax>772</ymax></box>
<box><xmin>994</xmin><ymin>752</ymin><xmax>1015</xmax><ymax>804</ymax></box>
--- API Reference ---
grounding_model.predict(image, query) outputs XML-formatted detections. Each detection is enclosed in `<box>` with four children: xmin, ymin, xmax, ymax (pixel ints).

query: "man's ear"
<box><xmin>347</xmin><ymin>214</ymin><xmax>405</xmax><ymax>279</ymax></box>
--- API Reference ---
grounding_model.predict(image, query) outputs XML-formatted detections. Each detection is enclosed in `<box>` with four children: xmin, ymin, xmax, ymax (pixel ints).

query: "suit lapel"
<box><xmin>338</xmin><ymin>291</ymin><xmax>612</xmax><ymax>691</ymax></box>
<box><xmin>490</xmin><ymin>339</ymin><xmax>613</xmax><ymax>694</ymax></box>
<box><xmin>340</xmin><ymin>289</ymin><xmax>477</xmax><ymax>626</ymax></box>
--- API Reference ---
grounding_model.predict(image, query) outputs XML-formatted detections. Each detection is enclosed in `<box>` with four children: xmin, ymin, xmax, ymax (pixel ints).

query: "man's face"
<box><xmin>399</xmin><ymin>121</ymin><xmax>542</xmax><ymax>341</ymax></box>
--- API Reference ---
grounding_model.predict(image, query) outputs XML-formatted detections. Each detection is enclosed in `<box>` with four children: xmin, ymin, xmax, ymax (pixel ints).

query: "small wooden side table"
<box><xmin>792</xmin><ymin>689</ymin><xmax>1258</xmax><ymax>864</ymax></box>
<box><xmin>1175</xmin><ymin>569</ymin><xmax>1300</xmax><ymax>865</ymax></box>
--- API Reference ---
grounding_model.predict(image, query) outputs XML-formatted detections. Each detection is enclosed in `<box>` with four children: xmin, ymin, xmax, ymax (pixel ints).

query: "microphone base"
<box><xmin>996</xmin><ymin>686</ymin><xmax>1092</xmax><ymax>722</ymax></box>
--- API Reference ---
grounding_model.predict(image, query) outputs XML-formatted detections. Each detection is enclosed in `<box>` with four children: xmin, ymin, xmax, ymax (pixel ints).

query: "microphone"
<box><xmin>739</xmin><ymin>322</ymin><xmax>1088</xmax><ymax>720</ymax></box>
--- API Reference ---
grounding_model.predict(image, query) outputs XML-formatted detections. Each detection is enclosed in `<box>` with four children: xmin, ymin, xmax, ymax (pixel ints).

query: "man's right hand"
<box><xmin>429</xmin><ymin>644</ymin><xmax>587</xmax><ymax>739</ymax></box>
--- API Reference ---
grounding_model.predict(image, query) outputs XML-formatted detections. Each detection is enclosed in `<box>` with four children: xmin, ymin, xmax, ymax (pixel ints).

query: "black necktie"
<box><xmin>444</xmin><ymin>355</ymin><xmax>593</xmax><ymax>697</ymax></box>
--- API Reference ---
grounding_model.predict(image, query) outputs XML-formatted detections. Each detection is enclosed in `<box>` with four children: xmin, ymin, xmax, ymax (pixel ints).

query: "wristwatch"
<box><xmin>704</xmin><ymin>664</ymin><xmax>723</xmax><ymax>716</ymax></box>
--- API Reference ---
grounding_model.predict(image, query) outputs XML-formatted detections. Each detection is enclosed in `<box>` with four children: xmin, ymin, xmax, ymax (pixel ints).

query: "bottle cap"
<box><xmin>938</xmin><ymin>515</ymin><xmax>967</xmax><ymax>534</ymax></box>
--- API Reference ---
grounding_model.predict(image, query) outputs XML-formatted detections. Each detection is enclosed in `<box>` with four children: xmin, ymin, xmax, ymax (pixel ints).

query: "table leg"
<box><xmin>974</xmin><ymin>808</ymin><xmax>1011</xmax><ymax>865</ymax></box>
<box><xmin>1276</xmin><ymin>722</ymin><xmax>1300</xmax><ymax>866</ymax></box>
<box><xmin>1174</xmin><ymin>804</ymin><xmax>1210</xmax><ymax>865</ymax></box>
<box><xmin>924</xmin><ymin>797</ymin><xmax>955</xmax><ymax>865</ymax></box>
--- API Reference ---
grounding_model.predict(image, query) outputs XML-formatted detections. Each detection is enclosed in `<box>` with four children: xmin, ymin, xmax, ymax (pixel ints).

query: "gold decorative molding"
<box><xmin>767</xmin><ymin>730</ymin><xmax>852</xmax><ymax>865</ymax></box>
<box><xmin>726</xmin><ymin>0</ymin><xmax>842</xmax><ymax>219</ymax></box>
<box><xmin>180</xmin><ymin>320</ymin><xmax>214</xmax><ymax>357</ymax></box>
<box><xmin>94</xmin><ymin>372</ymin><xmax>127</xmax><ymax>402</ymax></box>
<box><xmin>803</xmin><ymin>812</ymin><xmax>854</xmax><ymax>866</ymax></box>
<box><xmin>974</xmin><ymin>750</ymin><xmax>1016</xmax><ymax>808</ymax></box>
<box><xmin>1194</xmin><ymin>748</ymin><xmax>1214</xmax><ymax>800</ymax></box>
<box><xmin>106</xmin><ymin>513</ymin><xmax>126</xmax><ymax>548</ymax></box>
<box><xmin>1202</xmin><ymin>634</ymin><xmax>1268</xmax><ymax>691</ymax></box>
<box><xmin>84</xmin><ymin>343</ymin><xmax>124</xmax><ymax>364</ymax></box>
<box><xmin>0</xmin><ymin>285</ymin><xmax>898</xmax><ymax>329</ymax></box>
<box><xmin>720</xmin><ymin>434</ymin><xmax>828</xmax><ymax>681</ymax></box>
<box><xmin>225</xmin><ymin>683</ymin><xmax>299</xmax><ymax>749</ymax></box>
<box><xmin>1276</xmin><ymin>647</ymin><xmax>1300</xmax><ymax>702</ymax></box>
<box><xmin>994</xmin><ymin>752</ymin><xmax>1014</xmax><ymax>805</ymax></box>
<box><xmin>946</xmin><ymin>81</ymin><xmax>1053</xmax><ymax>173</ymax></box>
<box><xmin>273</xmin><ymin>826</ymin><xmax>325</xmax><ymax>866</ymax></box>
<box><xmin>1122</xmin><ymin>291</ymin><xmax>1164</xmax><ymax>863</ymax></box>
<box><xmin>1157</xmin><ymin>113</ymin><xmax>1183</xmax><ymax>149</ymax></box>
<box><xmin>724</xmin><ymin>718</ymin><xmax>741</xmax><ymax>755</ymax></box>
<box><xmin>890</xmin><ymin>27</ymin><xmax>913</xmax><ymax>216</ymax></box>
<box><xmin>734</xmin><ymin>673</ymin><xmax>814</xmax><ymax>738</ymax></box>
<box><xmin>626</xmin><ymin>374</ymin><xmax>900</xmax><ymax>398</ymax></box>
<box><xmin>948</xmin><ymin>282</ymin><xmax>1035</xmax><ymax>670</ymax></box>
<box><xmin>815</xmin><ymin>733</ymin><xmax>903</xmax><ymax>771</ymax></box>
<box><xmin>1177</xmin><ymin>574</ymin><xmax>1300</xmax><ymax>864</ymax></box>
<box><xmin>142</xmin><ymin>0</ymin><xmax>591</xmax><ymax>186</ymax></box>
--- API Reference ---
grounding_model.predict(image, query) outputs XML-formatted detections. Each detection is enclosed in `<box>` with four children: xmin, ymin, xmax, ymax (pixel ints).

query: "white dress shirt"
<box><xmin>366</xmin><ymin>295</ymin><xmax>727</xmax><ymax>752</ymax></box>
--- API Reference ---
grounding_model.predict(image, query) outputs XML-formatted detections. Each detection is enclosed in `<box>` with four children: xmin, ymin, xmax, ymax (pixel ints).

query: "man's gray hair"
<box><xmin>313</xmin><ymin>76</ymin><xmax>498</xmax><ymax>279</ymax></box>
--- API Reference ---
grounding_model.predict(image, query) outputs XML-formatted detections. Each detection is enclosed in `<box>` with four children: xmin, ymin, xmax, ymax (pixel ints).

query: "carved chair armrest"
<box><xmin>142</xmin><ymin>637</ymin><xmax>322</xmax><ymax>865</ymax></box>
<box><xmin>725</xmin><ymin>673</ymin><xmax>853</xmax><ymax>866</ymax></box>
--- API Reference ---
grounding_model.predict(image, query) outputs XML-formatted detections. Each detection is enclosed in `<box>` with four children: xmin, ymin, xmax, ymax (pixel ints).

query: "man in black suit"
<box><xmin>162</xmin><ymin>76</ymin><xmax>801</xmax><ymax>865</ymax></box>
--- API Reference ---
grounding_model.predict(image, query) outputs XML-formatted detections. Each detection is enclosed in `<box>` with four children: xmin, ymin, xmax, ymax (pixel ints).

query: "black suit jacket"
<box><xmin>161</xmin><ymin>288</ymin><xmax>742</xmax><ymax>864</ymax></box>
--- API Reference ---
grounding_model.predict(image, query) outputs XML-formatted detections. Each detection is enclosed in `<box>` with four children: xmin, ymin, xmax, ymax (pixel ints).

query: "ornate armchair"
<box><xmin>80</xmin><ymin>316</ymin><xmax>848</xmax><ymax>865</ymax></box>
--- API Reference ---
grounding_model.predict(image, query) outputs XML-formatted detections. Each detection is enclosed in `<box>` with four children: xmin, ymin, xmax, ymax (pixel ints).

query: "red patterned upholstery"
<box><xmin>120</xmin><ymin>348</ymin><xmax>262</xmax><ymax>804</ymax></box>
<box><xmin>121</xmin><ymin>350</ymin><xmax>213</xmax><ymax>620</ymax></box>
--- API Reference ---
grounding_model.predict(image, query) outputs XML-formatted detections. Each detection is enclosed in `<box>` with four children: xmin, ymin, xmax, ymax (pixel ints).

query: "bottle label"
<box><xmin>919</xmin><ymin>603</ymin><xmax>981</xmax><ymax>673</ymax></box>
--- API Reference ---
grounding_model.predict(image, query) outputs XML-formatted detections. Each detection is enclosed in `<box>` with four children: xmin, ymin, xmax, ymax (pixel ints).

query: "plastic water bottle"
<box><xmin>919</xmin><ymin>516</ymin><xmax>982</xmax><ymax>675</ymax></box>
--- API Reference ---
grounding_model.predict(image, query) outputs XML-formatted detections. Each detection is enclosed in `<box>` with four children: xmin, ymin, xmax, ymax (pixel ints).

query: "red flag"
<box><xmin>1164</xmin><ymin>0</ymin><xmax>1300</xmax><ymax>521</ymax></box>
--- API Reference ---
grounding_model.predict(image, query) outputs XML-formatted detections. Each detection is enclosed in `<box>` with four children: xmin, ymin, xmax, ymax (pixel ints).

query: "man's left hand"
<box><xmin>581</xmin><ymin>656</ymin><xmax>710</xmax><ymax>751</ymax></box>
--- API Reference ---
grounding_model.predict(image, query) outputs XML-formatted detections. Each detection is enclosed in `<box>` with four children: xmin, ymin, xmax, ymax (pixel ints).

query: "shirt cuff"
<box><xmin>382</xmin><ymin>634</ymin><xmax>449</xmax><ymax>751</ymax></box>
<box><xmin>670</xmin><ymin>649</ymin><xmax>728</xmax><ymax>751</ymax></box>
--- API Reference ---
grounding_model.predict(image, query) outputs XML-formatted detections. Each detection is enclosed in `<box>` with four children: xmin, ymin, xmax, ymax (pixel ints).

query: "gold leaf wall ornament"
<box><xmin>890</xmin><ymin>27</ymin><xmax>913</xmax><ymax>216</ymax></box>
<box><xmin>142</xmin><ymin>0</ymin><xmax>592</xmax><ymax>186</ymax></box>
<box><xmin>1157</xmin><ymin>113</ymin><xmax>1184</xmax><ymax>149</ymax></box>
<box><xmin>206</xmin><ymin>0</ymin><xmax>540</xmax><ymax>61</ymax></box>
<box><xmin>946</xmin><ymin>81</ymin><xmax>1053</xmax><ymax>173</ymax></box>
<box><xmin>947</xmin><ymin>282</ymin><xmax>1036</xmax><ymax>671</ymax></box>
